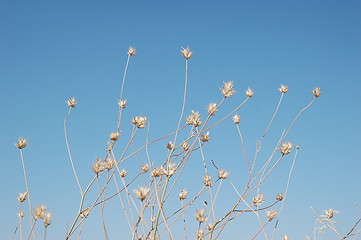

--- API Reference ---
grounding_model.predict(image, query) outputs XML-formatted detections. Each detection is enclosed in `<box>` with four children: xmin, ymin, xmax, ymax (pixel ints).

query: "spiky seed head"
<box><xmin>203</xmin><ymin>174</ymin><xmax>212</xmax><ymax>186</ymax></box>
<box><xmin>181</xmin><ymin>47</ymin><xmax>193</xmax><ymax>59</ymax></box>
<box><xmin>195</xmin><ymin>209</ymin><xmax>207</xmax><ymax>223</ymax></box>
<box><xmin>218</xmin><ymin>169</ymin><xmax>230</xmax><ymax>179</ymax></box>
<box><xmin>132</xmin><ymin>116</ymin><xmax>147</xmax><ymax>128</ymax></box>
<box><xmin>66</xmin><ymin>98</ymin><xmax>77</xmax><ymax>108</ymax></box>
<box><xmin>252</xmin><ymin>194</ymin><xmax>265</xmax><ymax>206</ymax></box>
<box><xmin>324</xmin><ymin>208</ymin><xmax>338</xmax><ymax>219</ymax></box>
<box><xmin>232</xmin><ymin>114</ymin><xmax>240</xmax><ymax>124</ymax></box>
<box><xmin>182</xmin><ymin>142</ymin><xmax>190</xmax><ymax>151</ymax></box>
<box><xmin>134</xmin><ymin>187</ymin><xmax>150</xmax><ymax>201</ymax></box>
<box><xmin>118</xmin><ymin>99</ymin><xmax>127</xmax><ymax>108</ymax></box>
<box><xmin>280</xmin><ymin>142</ymin><xmax>293</xmax><ymax>155</ymax></box>
<box><xmin>275</xmin><ymin>193</ymin><xmax>284</xmax><ymax>201</ymax></box>
<box><xmin>110</xmin><ymin>132</ymin><xmax>120</xmax><ymax>141</ymax></box>
<box><xmin>128</xmin><ymin>46</ymin><xmax>136</xmax><ymax>56</ymax></box>
<box><xmin>221</xmin><ymin>81</ymin><xmax>236</xmax><ymax>98</ymax></box>
<box><xmin>141</xmin><ymin>164</ymin><xmax>150</xmax><ymax>173</ymax></box>
<box><xmin>245</xmin><ymin>87</ymin><xmax>254</xmax><ymax>98</ymax></box>
<box><xmin>279</xmin><ymin>85</ymin><xmax>289</xmax><ymax>93</ymax></box>
<box><xmin>179</xmin><ymin>189</ymin><xmax>188</xmax><ymax>200</ymax></box>
<box><xmin>80</xmin><ymin>207</ymin><xmax>91</xmax><ymax>218</ymax></box>
<box><xmin>15</xmin><ymin>137</ymin><xmax>28</xmax><ymax>149</ymax></box>
<box><xmin>312</xmin><ymin>87</ymin><xmax>322</xmax><ymax>97</ymax></box>
<box><xmin>17</xmin><ymin>192</ymin><xmax>28</xmax><ymax>202</ymax></box>
<box><xmin>91</xmin><ymin>158</ymin><xmax>105</xmax><ymax>174</ymax></box>
<box><xmin>207</xmin><ymin>103</ymin><xmax>218</xmax><ymax>116</ymax></box>
<box><xmin>104</xmin><ymin>158</ymin><xmax>116</xmax><ymax>170</ymax></box>
<box><xmin>165</xmin><ymin>141</ymin><xmax>174</xmax><ymax>150</ymax></box>
<box><xmin>201</xmin><ymin>132</ymin><xmax>210</xmax><ymax>142</ymax></box>
<box><xmin>266</xmin><ymin>209</ymin><xmax>278</xmax><ymax>221</ymax></box>
<box><xmin>119</xmin><ymin>169</ymin><xmax>128</xmax><ymax>178</ymax></box>
<box><xmin>186</xmin><ymin>111</ymin><xmax>201</xmax><ymax>127</ymax></box>
<box><xmin>34</xmin><ymin>205</ymin><xmax>47</xmax><ymax>220</ymax></box>
<box><xmin>43</xmin><ymin>212</ymin><xmax>52</xmax><ymax>227</ymax></box>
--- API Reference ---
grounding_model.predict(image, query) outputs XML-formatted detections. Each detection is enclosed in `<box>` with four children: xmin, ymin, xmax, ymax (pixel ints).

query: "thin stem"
<box><xmin>117</xmin><ymin>54</ymin><xmax>131</xmax><ymax>132</ymax></box>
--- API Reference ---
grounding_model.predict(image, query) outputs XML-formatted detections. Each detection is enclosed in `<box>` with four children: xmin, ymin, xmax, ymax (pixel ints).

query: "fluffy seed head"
<box><xmin>17</xmin><ymin>192</ymin><xmax>28</xmax><ymax>202</ymax></box>
<box><xmin>128</xmin><ymin>46</ymin><xmax>136</xmax><ymax>56</ymax></box>
<box><xmin>195</xmin><ymin>209</ymin><xmax>207</xmax><ymax>223</ymax></box>
<box><xmin>266</xmin><ymin>209</ymin><xmax>278</xmax><ymax>221</ymax></box>
<box><xmin>232</xmin><ymin>114</ymin><xmax>240</xmax><ymax>124</ymax></box>
<box><xmin>179</xmin><ymin>189</ymin><xmax>188</xmax><ymax>200</ymax></box>
<box><xmin>66</xmin><ymin>98</ymin><xmax>77</xmax><ymax>108</ymax></box>
<box><xmin>181</xmin><ymin>46</ymin><xmax>193</xmax><ymax>59</ymax></box>
<box><xmin>110</xmin><ymin>132</ymin><xmax>120</xmax><ymax>141</ymax></box>
<box><xmin>253</xmin><ymin>194</ymin><xmax>265</xmax><ymax>206</ymax></box>
<box><xmin>218</xmin><ymin>169</ymin><xmax>230</xmax><ymax>179</ymax></box>
<box><xmin>34</xmin><ymin>205</ymin><xmax>47</xmax><ymax>220</ymax></box>
<box><xmin>203</xmin><ymin>174</ymin><xmax>212</xmax><ymax>186</ymax></box>
<box><xmin>132</xmin><ymin>116</ymin><xmax>147</xmax><ymax>128</ymax></box>
<box><xmin>118</xmin><ymin>99</ymin><xmax>127</xmax><ymax>108</ymax></box>
<box><xmin>280</xmin><ymin>142</ymin><xmax>293</xmax><ymax>155</ymax></box>
<box><xmin>43</xmin><ymin>212</ymin><xmax>52</xmax><ymax>227</ymax></box>
<box><xmin>245</xmin><ymin>88</ymin><xmax>254</xmax><ymax>98</ymax></box>
<box><xmin>91</xmin><ymin>158</ymin><xmax>105</xmax><ymax>174</ymax></box>
<box><xmin>312</xmin><ymin>87</ymin><xmax>322</xmax><ymax>97</ymax></box>
<box><xmin>119</xmin><ymin>169</ymin><xmax>128</xmax><ymax>178</ymax></box>
<box><xmin>279</xmin><ymin>85</ymin><xmax>289</xmax><ymax>93</ymax></box>
<box><xmin>207</xmin><ymin>103</ymin><xmax>218</xmax><ymax>116</ymax></box>
<box><xmin>134</xmin><ymin>187</ymin><xmax>150</xmax><ymax>201</ymax></box>
<box><xmin>275</xmin><ymin>193</ymin><xmax>284</xmax><ymax>201</ymax></box>
<box><xmin>186</xmin><ymin>111</ymin><xmax>201</xmax><ymax>127</ymax></box>
<box><xmin>15</xmin><ymin>137</ymin><xmax>28</xmax><ymax>149</ymax></box>
<box><xmin>221</xmin><ymin>81</ymin><xmax>236</xmax><ymax>98</ymax></box>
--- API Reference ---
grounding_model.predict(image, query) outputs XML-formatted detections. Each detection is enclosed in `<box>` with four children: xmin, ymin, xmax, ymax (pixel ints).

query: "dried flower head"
<box><xmin>17</xmin><ymin>192</ymin><xmax>28</xmax><ymax>203</ymax></box>
<box><xmin>245</xmin><ymin>87</ymin><xmax>254</xmax><ymax>98</ymax></box>
<box><xmin>275</xmin><ymin>193</ymin><xmax>284</xmax><ymax>201</ymax></box>
<box><xmin>179</xmin><ymin>189</ymin><xmax>188</xmax><ymax>200</ymax></box>
<box><xmin>15</xmin><ymin>137</ymin><xmax>28</xmax><ymax>149</ymax></box>
<box><xmin>218</xmin><ymin>169</ymin><xmax>230</xmax><ymax>179</ymax></box>
<box><xmin>201</xmin><ymin>132</ymin><xmax>211</xmax><ymax>142</ymax></box>
<box><xmin>104</xmin><ymin>158</ymin><xmax>116</xmax><ymax>170</ymax></box>
<box><xmin>186</xmin><ymin>111</ymin><xmax>202</xmax><ymax>127</ymax></box>
<box><xmin>207</xmin><ymin>103</ymin><xmax>218</xmax><ymax>116</ymax></box>
<box><xmin>110</xmin><ymin>132</ymin><xmax>120</xmax><ymax>141</ymax></box>
<box><xmin>151</xmin><ymin>167</ymin><xmax>162</xmax><ymax>178</ymax></box>
<box><xmin>182</xmin><ymin>142</ymin><xmax>190</xmax><ymax>151</ymax></box>
<box><xmin>253</xmin><ymin>194</ymin><xmax>265</xmax><ymax>206</ymax></box>
<box><xmin>34</xmin><ymin>205</ymin><xmax>47</xmax><ymax>220</ymax></box>
<box><xmin>18</xmin><ymin>211</ymin><xmax>24</xmax><ymax>218</ymax></box>
<box><xmin>282</xmin><ymin>235</ymin><xmax>290</xmax><ymax>240</ymax></box>
<box><xmin>221</xmin><ymin>81</ymin><xmax>236</xmax><ymax>98</ymax></box>
<box><xmin>280</xmin><ymin>142</ymin><xmax>293</xmax><ymax>155</ymax></box>
<box><xmin>132</xmin><ymin>116</ymin><xmax>147</xmax><ymax>128</ymax></box>
<box><xmin>165</xmin><ymin>141</ymin><xmax>174</xmax><ymax>150</ymax></box>
<box><xmin>80</xmin><ymin>207</ymin><xmax>91</xmax><ymax>218</ymax></box>
<box><xmin>279</xmin><ymin>85</ymin><xmax>289</xmax><ymax>93</ymax></box>
<box><xmin>141</xmin><ymin>164</ymin><xmax>150</xmax><ymax>173</ymax></box>
<box><xmin>66</xmin><ymin>98</ymin><xmax>77</xmax><ymax>108</ymax></box>
<box><xmin>181</xmin><ymin>46</ymin><xmax>193</xmax><ymax>59</ymax></box>
<box><xmin>195</xmin><ymin>209</ymin><xmax>207</xmax><ymax>223</ymax></box>
<box><xmin>119</xmin><ymin>169</ymin><xmax>128</xmax><ymax>178</ymax></box>
<box><xmin>118</xmin><ymin>99</ymin><xmax>127</xmax><ymax>109</ymax></box>
<box><xmin>43</xmin><ymin>212</ymin><xmax>52</xmax><ymax>227</ymax></box>
<box><xmin>162</xmin><ymin>162</ymin><xmax>176</xmax><ymax>176</ymax></box>
<box><xmin>266</xmin><ymin>209</ymin><xmax>278</xmax><ymax>221</ymax></box>
<box><xmin>207</xmin><ymin>223</ymin><xmax>214</xmax><ymax>231</ymax></box>
<box><xmin>196</xmin><ymin>229</ymin><xmax>204</xmax><ymax>240</ymax></box>
<box><xmin>203</xmin><ymin>174</ymin><xmax>212</xmax><ymax>186</ymax></box>
<box><xmin>312</xmin><ymin>87</ymin><xmax>322</xmax><ymax>98</ymax></box>
<box><xmin>91</xmin><ymin>158</ymin><xmax>105</xmax><ymax>174</ymax></box>
<box><xmin>232</xmin><ymin>114</ymin><xmax>240</xmax><ymax>124</ymax></box>
<box><xmin>128</xmin><ymin>46</ymin><xmax>136</xmax><ymax>56</ymax></box>
<box><xmin>134</xmin><ymin>187</ymin><xmax>150</xmax><ymax>201</ymax></box>
<box><xmin>324</xmin><ymin>208</ymin><xmax>338</xmax><ymax>219</ymax></box>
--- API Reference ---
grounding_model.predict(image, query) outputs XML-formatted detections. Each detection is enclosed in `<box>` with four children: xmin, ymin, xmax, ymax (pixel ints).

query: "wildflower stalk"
<box><xmin>117</xmin><ymin>53</ymin><xmax>131</xmax><ymax>132</ymax></box>
<box><xmin>97</xmin><ymin>176</ymin><xmax>109</xmax><ymax>240</ymax></box>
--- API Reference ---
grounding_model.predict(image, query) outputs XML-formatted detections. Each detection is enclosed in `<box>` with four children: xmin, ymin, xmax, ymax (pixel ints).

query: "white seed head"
<box><xmin>162</xmin><ymin>162</ymin><xmax>176</xmax><ymax>176</ymax></box>
<box><xmin>253</xmin><ymin>194</ymin><xmax>265</xmax><ymax>206</ymax></box>
<box><xmin>203</xmin><ymin>174</ymin><xmax>212</xmax><ymax>186</ymax></box>
<box><xmin>186</xmin><ymin>110</ymin><xmax>201</xmax><ymax>127</ymax></box>
<box><xmin>134</xmin><ymin>187</ymin><xmax>150</xmax><ymax>201</ymax></box>
<box><xmin>195</xmin><ymin>209</ymin><xmax>207</xmax><ymax>223</ymax></box>
<box><xmin>141</xmin><ymin>164</ymin><xmax>150</xmax><ymax>173</ymax></box>
<box><xmin>151</xmin><ymin>167</ymin><xmax>162</xmax><ymax>178</ymax></box>
<box><xmin>104</xmin><ymin>158</ymin><xmax>116</xmax><ymax>170</ymax></box>
<box><xmin>118</xmin><ymin>99</ymin><xmax>127</xmax><ymax>108</ymax></box>
<box><xmin>312</xmin><ymin>87</ymin><xmax>322</xmax><ymax>97</ymax></box>
<box><xmin>34</xmin><ymin>205</ymin><xmax>47</xmax><ymax>220</ymax></box>
<box><xmin>132</xmin><ymin>116</ymin><xmax>147</xmax><ymax>128</ymax></box>
<box><xmin>201</xmin><ymin>132</ymin><xmax>211</xmax><ymax>142</ymax></box>
<box><xmin>266</xmin><ymin>209</ymin><xmax>278</xmax><ymax>221</ymax></box>
<box><xmin>280</xmin><ymin>142</ymin><xmax>293</xmax><ymax>155</ymax></box>
<box><xmin>275</xmin><ymin>193</ymin><xmax>284</xmax><ymax>201</ymax></box>
<box><xmin>221</xmin><ymin>81</ymin><xmax>236</xmax><ymax>98</ymax></box>
<box><xmin>109</xmin><ymin>132</ymin><xmax>120</xmax><ymax>141</ymax></box>
<box><xmin>279</xmin><ymin>85</ymin><xmax>289</xmax><ymax>93</ymax></box>
<box><xmin>207</xmin><ymin>103</ymin><xmax>218</xmax><ymax>116</ymax></box>
<box><xmin>196</xmin><ymin>229</ymin><xmax>204</xmax><ymax>240</ymax></box>
<box><xmin>128</xmin><ymin>46</ymin><xmax>136</xmax><ymax>56</ymax></box>
<box><xmin>91</xmin><ymin>158</ymin><xmax>105</xmax><ymax>174</ymax></box>
<box><xmin>165</xmin><ymin>141</ymin><xmax>174</xmax><ymax>150</ymax></box>
<box><xmin>15</xmin><ymin>137</ymin><xmax>28</xmax><ymax>149</ymax></box>
<box><xmin>179</xmin><ymin>189</ymin><xmax>188</xmax><ymax>200</ymax></box>
<box><xmin>182</xmin><ymin>142</ymin><xmax>190</xmax><ymax>151</ymax></box>
<box><xmin>17</xmin><ymin>192</ymin><xmax>28</xmax><ymax>203</ymax></box>
<box><xmin>43</xmin><ymin>212</ymin><xmax>52</xmax><ymax>227</ymax></box>
<box><xmin>232</xmin><ymin>114</ymin><xmax>241</xmax><ymax>124</ymax></box>
<box><xmin>324</xmin><ymin>208</ymin><xmax>338</xmax><ymax>219</ymax></box>
<box><xmin>181</xmin><ymin>46</ymin><xmax>193</xmax><ymax>59</ymax></box>
<box><xmin>66</xmin><ymin>98</ymin><xmax>77</xmax><ymax>108</ymax></box>
<box><xmin>119</xmin><ymin>169</ymin><xmax>128</xmax><ymax>178</ymax></box>
<box><xmin>245</xmin><ymin>87</ymin><xmax>254</xmax><ymax>98</ymax></box>
<box><xmin>218</xmin><ymin>169</ymin><xmax>230</xmax><ymax>179</ymax></box>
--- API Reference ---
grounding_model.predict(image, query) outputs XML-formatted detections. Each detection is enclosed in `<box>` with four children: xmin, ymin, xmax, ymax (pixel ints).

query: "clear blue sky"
<box><xmin>1</xmin><ymin>0</ymin><xmax>360</xmax><ymax>239</ymax></box>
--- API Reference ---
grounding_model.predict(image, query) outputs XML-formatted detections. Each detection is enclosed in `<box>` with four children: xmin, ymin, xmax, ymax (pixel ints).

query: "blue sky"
<box><xmin>1</xmin><ymin>0</ymin><xmax>360</xmax><ymax>239</ymax></box>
